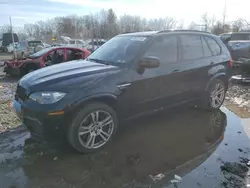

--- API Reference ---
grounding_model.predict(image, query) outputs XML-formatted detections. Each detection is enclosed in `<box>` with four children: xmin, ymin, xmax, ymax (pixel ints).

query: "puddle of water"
<box><xmin>165</xmin><ymin>107</ymin><xmax>250</xmax><ymax>188</ymax></box>
<box><xmin>0</xmin><ymin>106</ymin><xmax>249</xmax><ymax>188</ymax></box>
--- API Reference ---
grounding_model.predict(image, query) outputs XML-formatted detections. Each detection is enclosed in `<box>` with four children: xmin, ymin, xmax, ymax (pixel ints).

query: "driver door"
<box><xmin>120</xmin><ymin>34</ymin><xmax>180</xmax><ymax>118</ymax></box>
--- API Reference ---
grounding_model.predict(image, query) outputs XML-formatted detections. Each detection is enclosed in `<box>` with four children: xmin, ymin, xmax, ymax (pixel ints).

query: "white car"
<box><xmin>6</xmin><ymin>42</ymin><xmax>18</xmax><ymax>53</ymax></box>
<box><xmin>67</xmin><ymin>39</ymin><xmax>86</xmax><ymax>48</ymax></box>
<box><xmin>84</xmin><ymin>39</ymin><xmax>106</xmax><ymax>52</ymax></box>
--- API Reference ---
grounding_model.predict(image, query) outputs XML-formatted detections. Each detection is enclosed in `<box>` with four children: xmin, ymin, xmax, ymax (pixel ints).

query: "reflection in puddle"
<box><xmin>0</xmin><ymin>107</ymin><xmax>249</xmax><ymax>188</ymax></box>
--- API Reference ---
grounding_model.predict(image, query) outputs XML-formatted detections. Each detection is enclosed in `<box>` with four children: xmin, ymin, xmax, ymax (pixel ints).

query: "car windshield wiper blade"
<box><xmin>87</xmin><ymin>58</ymin><xmax>111</xmax><ymax>65</ymax></box>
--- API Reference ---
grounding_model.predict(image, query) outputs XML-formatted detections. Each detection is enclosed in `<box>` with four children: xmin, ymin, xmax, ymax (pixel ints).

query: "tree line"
<box><xmin>1</xmin><ymin>9</ymin><xmax>250</xmax><ymax>42</ymax></box>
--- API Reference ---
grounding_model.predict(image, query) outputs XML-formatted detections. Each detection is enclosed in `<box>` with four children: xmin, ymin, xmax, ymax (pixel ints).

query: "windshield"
<box><xmin>29</xmin><ymin>47</ymin><xmax>52</xmax><ymax>58</ymax></box>
<box><xmin>87</xmin><ymin>36</ymin><xmax>150</xmax><ymax>65</ymax></box>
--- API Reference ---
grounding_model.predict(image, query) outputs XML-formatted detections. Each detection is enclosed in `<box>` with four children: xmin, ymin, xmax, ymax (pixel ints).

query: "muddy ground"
<box><xmin>0</xmin><ymin>105</ymin><xmax>249</xmax><ymax>188</ymax></box>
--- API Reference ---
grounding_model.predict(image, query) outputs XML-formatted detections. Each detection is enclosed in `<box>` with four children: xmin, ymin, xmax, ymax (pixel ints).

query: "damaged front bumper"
<box><xmin>3</xmin><ymin>63</ymin><xmax>20</xmax><ymax>76</ymax></box>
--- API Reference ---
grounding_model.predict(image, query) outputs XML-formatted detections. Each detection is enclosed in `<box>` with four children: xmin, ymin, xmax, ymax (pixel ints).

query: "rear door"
<box><xmin>178</xmin><ymin>34</ymin><xmax>209</xmax><ymax>100</ymax></box>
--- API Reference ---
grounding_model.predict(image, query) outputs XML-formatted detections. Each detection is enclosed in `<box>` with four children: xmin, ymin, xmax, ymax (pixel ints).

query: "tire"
<box><xmin>201</xmin><ymin>79</ymin><xmax>227</xmax><ymax>111</ymax></box>
<box><xmin>67</xmin><ymin>102</ymin><xmax>118</xmax><ymax>153</ymax></box>
<box><xmin>20</xmin><ymin>65</ymin><xmax>36</xmax><ymax>77</ymax></box>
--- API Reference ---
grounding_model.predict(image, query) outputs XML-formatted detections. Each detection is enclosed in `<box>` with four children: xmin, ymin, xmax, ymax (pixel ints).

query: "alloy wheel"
<box><xmin>78</xmin><ymin>110</ymin><xmax>114</xmax><ymax>149</ymax></box>
<box><xmin>210</xmin><ymin>82</ymin><xmax>225</xmax><ymax>108</ymax></box>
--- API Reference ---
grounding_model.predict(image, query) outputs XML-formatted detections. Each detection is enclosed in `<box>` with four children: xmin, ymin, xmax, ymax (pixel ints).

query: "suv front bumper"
<box><xmin>12</xmin><ymin>99</ymin><xmax>67</xmax><ymax>140</ymax></box>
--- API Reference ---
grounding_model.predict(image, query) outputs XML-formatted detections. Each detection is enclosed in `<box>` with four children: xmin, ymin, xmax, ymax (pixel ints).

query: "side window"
<box><xmin>201</xmin><ymin>37</ymin><xmax>212</xmax><ymax>57</ymax></box>
<box><xmin>204</xmin><ymin>37</ymin><xmax>221</xmax><ymax>56</ymax></box>
<box><xmin>66</xmin><ymin>49</ymin><xmax>83</xmax><ymax>61</ymax></box>
<box><xmin>144</xmin><ymin>35</ymin><xmax>177</xmax><ymax>64</ymax></box>
<box><xmin>45</xmin><ymin>49</ymin><xmax>64</xmax><ymax>65</ymax></box>
<box><xmin>231</xmin><ymin>34</ymin><xmax>246</xmax><ymax>41</ymax></box>
<box><xmin>180</xmin><ymin>35</ymin><xmax>203</xmax><ymax>60</ymax></box>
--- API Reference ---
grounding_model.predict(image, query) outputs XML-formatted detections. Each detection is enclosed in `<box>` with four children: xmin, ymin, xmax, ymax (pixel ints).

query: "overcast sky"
<box><xmin>0</xmin><ymin>0</ymin><xmax>250</xmax><ymax>27</ymax></box>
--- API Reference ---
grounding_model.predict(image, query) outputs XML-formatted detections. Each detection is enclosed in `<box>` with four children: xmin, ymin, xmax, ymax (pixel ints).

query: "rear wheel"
<box><xmin>201</xmin><ymin>79</ymin><xmax>226</xmax><ymax>110</ymax></box>
<box><xmin>67</xmin><ymin>102</ymin><xmax>118</xmax><ymax>153</ymax></box>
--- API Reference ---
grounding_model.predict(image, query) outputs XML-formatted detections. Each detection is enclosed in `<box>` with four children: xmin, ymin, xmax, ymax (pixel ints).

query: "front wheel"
<box><xmin>67</xmin><ymin>102</ymin><xmax>118</xmax><ymax>153</ymax></box>
<box><xmin>201</xmin><ymin>79</ymin><xmax>227</xmax><ymax>110</ymax></box>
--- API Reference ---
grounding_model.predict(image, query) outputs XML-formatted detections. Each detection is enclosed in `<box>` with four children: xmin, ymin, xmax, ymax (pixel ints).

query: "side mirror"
<box><xmin>139</xmin><ymin>56</ymin><xmax>160</xmax><ymax>69</ymax></box>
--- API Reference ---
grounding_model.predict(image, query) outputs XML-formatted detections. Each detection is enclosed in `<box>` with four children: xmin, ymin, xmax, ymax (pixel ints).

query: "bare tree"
<box><xmin>232</xmin><ymin>19</ymin><xmax>245</xmax><ymax>32</ymax></box>
<box><xmin>188</xmin><ymin>22</ymin><xmax>197</xmax><ymax>30</ymax></box>
<box><xmin>211</xmin><ymin>21</ymin><xmax>231</xmax><ymax>35</ymax></box>
<box><xmin>0</xmin><ymin>24</ymin><xmax>12</xmax><ymax>33</ymax></box>
<box><xmin>201</xmin><ymin>13</ymin><xmax>216</xmax><ymax>31</ymax></box>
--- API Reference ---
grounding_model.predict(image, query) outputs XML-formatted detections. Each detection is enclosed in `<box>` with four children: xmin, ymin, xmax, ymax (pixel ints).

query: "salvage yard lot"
<box><xmin>0</xmin><ymin>52</ymin><xmax>250</xmax><ymax>188</ymax></box>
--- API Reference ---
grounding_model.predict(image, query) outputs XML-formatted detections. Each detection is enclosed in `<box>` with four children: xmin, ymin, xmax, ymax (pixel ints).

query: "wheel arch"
<box><xmin>205</xmin><ymin>73</ymin><xmax>229</xmax><ymax>91</ymax></box>
<box><xmin>68</xmin><ymin>94</ymin><xmax>119</xmax><ymax>116</ymax></box>
<box><xmin>20</xmin><ymin>62</ymin><xmax>40</xmax><ymax>75</ymax></box>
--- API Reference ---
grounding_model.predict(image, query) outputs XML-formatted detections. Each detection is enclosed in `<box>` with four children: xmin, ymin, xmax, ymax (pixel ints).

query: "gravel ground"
<box><xmin>226</xmin><ymin>83</ymin><xmax>250</xmax><ymax>109</ymax></box>
<box><xmin>0</xmin><ymin>66</ymin><xmax>20</xmax><ymax>133</ymax></box>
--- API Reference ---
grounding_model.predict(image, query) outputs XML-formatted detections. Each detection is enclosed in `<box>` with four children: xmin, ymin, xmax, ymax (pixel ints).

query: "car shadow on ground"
<box><xmin>0</xmin><ymin>106</ymin><xmax>230</xmax><ymax>188</ymax></box>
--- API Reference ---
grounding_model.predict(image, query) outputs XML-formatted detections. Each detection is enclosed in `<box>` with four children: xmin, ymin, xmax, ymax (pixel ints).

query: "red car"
<box><xmin>4</xmin><ymin>46</ymin><xmax>91</xmax><ymax>76</ymax></box>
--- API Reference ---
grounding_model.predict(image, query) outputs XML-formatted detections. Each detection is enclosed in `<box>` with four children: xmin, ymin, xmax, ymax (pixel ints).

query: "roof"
<box><xmin>118</xmin><ymin>31</ymin><xmax>158</xmax><ymax>37</ymax></box>
<box><xmin>44</xmin><ymin>46</ymin><xmax>86</xmax><ymax>51</ymax></box>
<box><xmin>220</xmin><ymin>32</ymin><xmax>250</xmax><ymax>35</ymax></box>
<box><xmin>118</xmin><ymin>30</ymin><xmax>212</xmax><ymax>37</ymax></box>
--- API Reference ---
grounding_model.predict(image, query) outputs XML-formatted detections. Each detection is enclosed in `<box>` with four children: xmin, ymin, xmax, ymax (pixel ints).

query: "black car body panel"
<box><xmin>220</xmin><ymin>32</ymin><xmax>250</xmax><ymax>60</ymax></box>
<box><xmin>13</xmin><ymin>30</ymin><xmax>231</xmax><ymax>138</ymax></box>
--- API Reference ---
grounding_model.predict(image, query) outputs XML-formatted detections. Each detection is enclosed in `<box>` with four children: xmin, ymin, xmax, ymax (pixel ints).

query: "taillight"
<box><xmin>229</xmin><ymin>59</ymin><xmax>233</xmax><ymax>68</ymax></box>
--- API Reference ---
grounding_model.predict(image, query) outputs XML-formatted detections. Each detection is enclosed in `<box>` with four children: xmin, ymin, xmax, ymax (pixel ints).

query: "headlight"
<box><xmin>29</xmin><ymin>92</ymin><xmax>66</xmax><ymax>104</ymax></box>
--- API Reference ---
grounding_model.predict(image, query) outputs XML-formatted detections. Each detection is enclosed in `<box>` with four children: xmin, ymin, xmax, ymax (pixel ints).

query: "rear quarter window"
<box><xmin>204</xmin><ymin>37</ymin><xmax>221</xmax><ymax>56</ymax></box>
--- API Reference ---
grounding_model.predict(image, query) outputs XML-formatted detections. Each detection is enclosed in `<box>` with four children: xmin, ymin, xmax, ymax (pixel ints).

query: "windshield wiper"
<box><xmin>87</xmin><ymin>58</ymin><xmax>111</xmax><ymax>65</ymax></box>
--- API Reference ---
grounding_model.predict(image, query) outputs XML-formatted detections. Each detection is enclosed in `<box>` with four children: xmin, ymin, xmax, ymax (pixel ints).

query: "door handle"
<box><xmin>117</xmin><ymin>83</ymin><xmax>131</xmax><ymax>90</ymax></box>
<box><xmin>173</xmin><ymin>69</ymin><xmax>180</xmax><ymax>73</ymax></box>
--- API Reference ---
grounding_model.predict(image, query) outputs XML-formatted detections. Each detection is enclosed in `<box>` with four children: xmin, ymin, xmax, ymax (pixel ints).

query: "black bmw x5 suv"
<box><xmin>13</xmin><ymin>30</ymin><xmax>232</xmax><ymax>153</ymax></box>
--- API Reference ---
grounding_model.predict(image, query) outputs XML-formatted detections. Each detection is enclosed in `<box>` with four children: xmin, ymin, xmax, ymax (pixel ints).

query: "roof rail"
<box><xmin>158</xmin><ymin>30</ymin><xmax>210</xmax><ymax>34</ymax></box>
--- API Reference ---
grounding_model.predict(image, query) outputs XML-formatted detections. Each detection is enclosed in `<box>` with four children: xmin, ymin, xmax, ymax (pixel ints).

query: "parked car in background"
<box><xmin>14</xmin><ymin>40</ymin><xmax>45</xmax><ymax>59</ymax></box>
<box><xmin>84</xmin><ymin>39</ymin><xmax>106</xmax><ymax>52</ymax></box>
<box><xmin>219</xmin><ymin>32</ymin><xmax>250</xmax><ymax>60</ymax></box>
<box><xmin>67</xmin><ymin>39</ymin><xmax>86</xmax><ymax>48</ymax></box>
<box><xmin>0</xmin><ymin>33</ymin><xmax>19</xmax><ymax>52</ymax></box>
<box><xmin>6</xmin><ymin>42</ymin><xmax>19</xmax><ymax>53</ymax></box>
<box><xmin>4</xmin><ymin>46</ymin><xmax>91</xmax><ymax>76</ymax></box>
<box><xmin>12</xmin><ymin>30</ymin><xmax>231</xmax><ymax>153</ymax></box>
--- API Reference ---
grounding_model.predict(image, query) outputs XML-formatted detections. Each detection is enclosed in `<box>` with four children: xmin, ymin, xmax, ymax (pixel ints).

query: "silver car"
<box><xmin>14</xmin><ymin>40</ymin><xmax>44</xmax><ymax>59</ymax></box>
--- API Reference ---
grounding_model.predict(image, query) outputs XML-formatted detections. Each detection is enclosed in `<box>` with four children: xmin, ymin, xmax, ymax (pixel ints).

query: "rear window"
<box><xmin>231</xmin><ymin>34</ymin><xmax>250</xmax><ymax>41</ymax></box>
<box><xmin>28</xmin><ymin>41</ymin><xmax>42</xmax><ymax>47</ymax></box>
<box><xmin>19</xmin><ymin>41</ymin><xmax>27</xmax><ymax>47</ymax></box>
<box><xmin>204</xmin><ymin>37</ymin><xmax>221</xmax><ymax>56</ymax></box>
<box><xmin>180</xmin><ymin>35</ymin><xmax>203</xmax><ymax>60</ymax></box>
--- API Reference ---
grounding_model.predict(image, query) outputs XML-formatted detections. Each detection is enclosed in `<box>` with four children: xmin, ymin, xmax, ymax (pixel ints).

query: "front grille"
<box><xmin>16</xmin><ymin>85</ymin><xmax>27</xmax><ymax>101</ymax></box>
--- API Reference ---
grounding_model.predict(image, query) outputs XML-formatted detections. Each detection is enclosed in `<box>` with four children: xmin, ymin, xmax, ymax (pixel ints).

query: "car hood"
<box><xmin>19</xmin><ymin>60</ymin><xmax>119</xmax><ymax>91</ymax></box>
